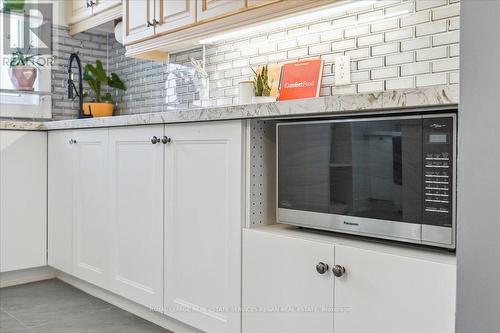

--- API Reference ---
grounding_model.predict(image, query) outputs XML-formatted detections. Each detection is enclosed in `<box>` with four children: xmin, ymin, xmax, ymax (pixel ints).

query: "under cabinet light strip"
<box><xmin>199</xmin><ymin>0</ymin><xmax>382</xmax><ymax>44</ymax></box>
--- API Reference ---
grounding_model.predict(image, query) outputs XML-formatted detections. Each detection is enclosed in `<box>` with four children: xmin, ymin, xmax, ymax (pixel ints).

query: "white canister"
<box><xmin>238</xmin><ymin>81</ymin><xmax>254</xmax><ymax>105</ymax></box>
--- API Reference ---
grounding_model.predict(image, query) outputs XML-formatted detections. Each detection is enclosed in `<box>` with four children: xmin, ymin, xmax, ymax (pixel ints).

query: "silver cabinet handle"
<box><xmin>86</xmin><ymin>1</ymin><xmax>92</xmax><ymax>7</ymax></box>
<box><xmin>161</xmin><ymin>136</ymin><xmax>171</xmax><ymax>144</ymax></box>
<box><xmin>151</xmin><ymin>136</ymin><xmax>161</xmax><ymax>144</ymax></box>
<box><xmin>316</xmin><ymin>262</ymin><xmax>329</xmax><ymax>275</ymax></box>
<box><xmin>332</xmin><ymin>265</ymin><xmax>346</xmax><ymax>277</ymax></box>
<box><xmin>146</xmin><ymin>20</ymin><xmax>154</xmax><ymax>27</ymax></box>
<box><xmin>69</xmin><ymin>139</ymin><xmax>77</xmax><ymax>144</ymax></box>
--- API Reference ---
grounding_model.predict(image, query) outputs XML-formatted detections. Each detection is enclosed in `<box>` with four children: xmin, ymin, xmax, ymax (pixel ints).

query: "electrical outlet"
<box><xmin>334</xmin><ymin>55</ymin><xmax>351</xmax><ymax>86</ymax></box>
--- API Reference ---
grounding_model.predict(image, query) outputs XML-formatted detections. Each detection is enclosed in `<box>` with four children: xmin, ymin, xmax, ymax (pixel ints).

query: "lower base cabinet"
<box><xmin>0</xmin><ymin>130</ymin><xmax>47</xmax><ymax>273</ymax></box>
<box><xmin>243</xmin><ymin>228</ymin><xmax>456</xmax><ymax>333</ymax></box>
<box><xmin>48</xmin><ymin>121</ymin><xmax>243</xmax><ymax>333</ymax></box>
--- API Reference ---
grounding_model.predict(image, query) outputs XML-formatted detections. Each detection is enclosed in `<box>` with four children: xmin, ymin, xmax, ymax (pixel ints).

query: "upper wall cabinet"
<box><xmin>69</xmin><ymin>0</ymin><xmax>122</xmax><ymax>35</ymax></box>
<box><xmin>196</xmin><ymin>0</ymin><xmax>246</xmax><ymax>22</ymax></box>
<box><xmin>124</xmin><ymin>0</ymin><xmax>328</xmax><ymax>58</ymax></box>
<box><xmin>154</xmin><ymin>0</ymin><xmax>196</xmax><ymax>35</ymax></box>
<box><xmin>123</xmin><ymin>0</ymin><xmax>155</xmax><ymax>45</ymax></box>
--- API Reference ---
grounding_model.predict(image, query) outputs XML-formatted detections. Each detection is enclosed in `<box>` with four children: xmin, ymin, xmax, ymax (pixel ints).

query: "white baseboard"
<box><xmin>56</xmin><ymin>272</ymin><xmax>203</xmax><ymax>333</ymax></box>
<box><xmin>0</xmin><ymin>266</ymin><xmax>57</xmax><ymax>288</ymax></box>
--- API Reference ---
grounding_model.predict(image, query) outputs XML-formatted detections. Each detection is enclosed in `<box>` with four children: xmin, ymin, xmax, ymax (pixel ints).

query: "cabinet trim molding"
<box><xmin>69</xmin><ymin>5</ymin><xmax>122</xmax><ymax>35</ymax></box>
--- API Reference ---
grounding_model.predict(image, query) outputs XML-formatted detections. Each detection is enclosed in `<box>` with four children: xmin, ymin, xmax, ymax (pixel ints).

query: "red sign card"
<box><xmin>278</xmin><ymin>59</ymin><xmax>324</xmax><ymax>101</ymax></box>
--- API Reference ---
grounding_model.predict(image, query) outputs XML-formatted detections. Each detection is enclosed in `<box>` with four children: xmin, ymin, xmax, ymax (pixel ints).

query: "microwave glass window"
<box><xmin>278</xmin><ymin>119</ymin><xmax>423</xmax><ymax>223</ymax></box>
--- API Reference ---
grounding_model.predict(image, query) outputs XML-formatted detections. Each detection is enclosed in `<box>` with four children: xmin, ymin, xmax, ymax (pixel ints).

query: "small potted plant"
<box><xmin>83</xmin><ymin>60</ymin><xmax>126</xmax><ymax>117</ymax></box>
<box><xmin>8</xmin><ymin>48</ymin><xmax>41</xmax><ymax>91</ymax></box>
<box><xmin>252</xmin><ymin>65</ymin><xmax>275</xmax><ymax>103</ymax></box>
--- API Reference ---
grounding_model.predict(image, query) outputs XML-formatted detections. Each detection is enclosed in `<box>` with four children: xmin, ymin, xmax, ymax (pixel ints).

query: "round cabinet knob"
<box><xmin>161</xmin><ymin>136</ymin><xmax>171</xmax><ymax>144</ymax></box>
<box><xmin>332</xmin><ymin>265</ymin><xmax>346</xmax><ymax>277</ymax></box>
<box><xmin>316</xmin><ymin>262</ymin><xmax>329</xmax><ymax>275</ymax></box>
<box><xmin>151</xmin><ymin>136</ymin><xmax>159</xmax><ymax>144</ymax></box>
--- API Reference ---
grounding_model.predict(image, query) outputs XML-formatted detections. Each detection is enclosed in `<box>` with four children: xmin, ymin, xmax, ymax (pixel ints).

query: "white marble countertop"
<box><xmin>0</xmin><ymin>85</ymin><xmax>458</xmax><ymax>131</ymax></box>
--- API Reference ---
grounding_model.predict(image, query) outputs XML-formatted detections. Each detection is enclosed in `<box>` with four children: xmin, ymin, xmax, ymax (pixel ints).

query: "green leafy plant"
<box><xmin>9</xmin><ymin>48</ymin><xmax>41</xmax><ymax>68</ymax></box>
<box><xmin>252</xmin><ymin>65</ymin><xmax>272</xmax><ymax>97</ymax></box>
<box><xmin>3</xmin><ymin>0</ymin><xmax>25</xmax><ymax>11</ymax></box>
<box><xmin>83</xmin><ymin>60</ymin><xmax>127</xmax><ymax>103</ymax></box>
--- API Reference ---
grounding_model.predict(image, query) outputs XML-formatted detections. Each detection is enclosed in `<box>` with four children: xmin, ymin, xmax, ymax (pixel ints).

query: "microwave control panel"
<box><xmin>422</xmin><ymin>116</ymin><xmax>454</xmax><ymax>227</ymax></box>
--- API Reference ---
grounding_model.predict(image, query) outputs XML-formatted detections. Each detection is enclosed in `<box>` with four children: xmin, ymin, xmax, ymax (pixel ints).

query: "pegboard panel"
<box><xmin>246</xmin><ymin>119</ymin><xmax>277</xmax><ymax>228</ymax></box>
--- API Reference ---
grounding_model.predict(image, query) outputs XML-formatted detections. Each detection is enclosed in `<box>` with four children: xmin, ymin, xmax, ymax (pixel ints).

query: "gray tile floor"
<box><xmin>0</xmin><ymin>279</ymin><xmax>171</xmax><ymax>333</ymax></box>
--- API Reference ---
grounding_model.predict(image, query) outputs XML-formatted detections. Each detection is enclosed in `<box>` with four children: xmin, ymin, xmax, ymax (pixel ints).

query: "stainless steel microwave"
<box><xmin>277</xmin><ymin>113</ymin><xmax>457</xmax><ymax>249</ymax></box>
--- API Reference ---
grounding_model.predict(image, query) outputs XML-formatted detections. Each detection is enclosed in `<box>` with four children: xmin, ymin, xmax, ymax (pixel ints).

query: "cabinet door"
<box><xmin>164</xmin><ymin>121</ymin><xmax>243</xmax><ymax>333</ymax></box>
<box><xmin>69</xmin><ymin>0</ymin><xmax>94</xmax><ymax>24</ymax></box>
<box><xmin>0</xmin><ymin>131</ymin><xmax>47</xmax><ymax>273</ymax></box>
<box><xmin>48</xmin><ymin>130</ymin><xmax>75</xmax><ymax>275</ymax></box>
<box><xmin>93</xmin><ymin>0</ymin><xmax>121</xmax><ymax>14</ymax></box>
<box><xmin>108</xmin><ymin>126</ymin><xmax>164</xmax><ymax>310</ymax></box>
<box><xmin>154</xmin><ymin>0</ymin><xmax>196</xmax><ymax>34</ymax></box>
<box><xmin>242</xmin><ymin>230</ymin><xmax>335</xmax><ymax>333</ymax></box>
<box><xmin>196</xmin><ymin>0</ymin><xmax>246</xmax><ymax>22</ymax></box>
<box><xmin>72</xmin><ymin>129</ymin><xmax>110</xmax><ymax>288</ymax></box>
<box><xmin>123</xmin><ymin>0</ymin><xmax>155</xmax><ymax>45</ymax></box>
<box><xmin>247</xmin><ymin>0</ymin><xmax>281</xmax><ymax>8</ymax></box>
<box><xmin>334</xmin><ymin>245</ymin><xmax>456</xmax><ymax>333</ymax></box>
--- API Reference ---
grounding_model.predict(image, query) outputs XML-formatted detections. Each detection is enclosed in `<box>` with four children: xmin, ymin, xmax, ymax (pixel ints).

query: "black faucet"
<box><xmin>68</xmin><ymin>53</ymin><xmax>92</xmax><ymax>119</ymax></box>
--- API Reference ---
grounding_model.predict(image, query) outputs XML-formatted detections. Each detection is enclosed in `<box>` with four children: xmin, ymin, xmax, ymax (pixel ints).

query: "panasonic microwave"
<box><xmin>277</xmin><ymin>112</ymin><xmax>457</xmax><ymax>249</ymax></box>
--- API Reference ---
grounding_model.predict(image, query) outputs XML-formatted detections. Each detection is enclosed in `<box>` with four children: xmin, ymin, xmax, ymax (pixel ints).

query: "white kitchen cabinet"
<box><xmin>108</xmin><ymin>126</ymin><xmax>164</xmax><ymax>310</ymax></box>
<box><xmin>164</xmin><ymin>121</ymin><xmax>243</xmax><ymax>333</ymax></box>
<box><xmin>243</xmin><ymin>230</ymin><xmax>335</xmax><ymax>333</ymax></box>
<box><xmin>123</xmin><ymin>0</ymin><xmax>156</xmax><ymax>45</ymax></box>
<box><xmin>48</xmin><ymin>129</ymin><xmax>110</xmax><ymax>289</ymax></box>
<box><xmin>48</xmin><ymin>130</ymin><xmax>75</xmax><ymax>275</ymax></box>
<box><xmin>72</xmin><ymin>129</ymin><xmax>110</xmax><ymax>288</ymax></box>
<box><xmin>196</xmin><ymin>0</ymin><xmax>246</xmax><ymax>22</ymax></box>
<box><xmin>93</xmin><ymin>0</ymin><xmax>121</xmax><ymax>14</ymax></box>
<box><xmin>0</xmin><ymin>130</ymin><xmax>47</xmax><ymax>273</ymax></box>
<box><xmin>334</xmin><ymin>244</ymin><xmax>456</xmax><ymax>333</ymax></box>
<box><xmin>154</xmin><ymin>0</ymin><xmax>196</xmax><ymax>34</ymax></box>
<box><xmin>242</xmin><ymin>227</ymin><xmax>456</xmax><ymax>333</ymax></box>
<box><xmin>69</xmin><ymin>0</ymin><xmax>93</xmax><ymax>24</ymax></box>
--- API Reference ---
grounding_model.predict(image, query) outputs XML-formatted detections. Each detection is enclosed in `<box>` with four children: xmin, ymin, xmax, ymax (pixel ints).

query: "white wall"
<box><xmin>456</xmin><ymin>1</ymin><xmax>500</xmax><ymax>332</ymax></box>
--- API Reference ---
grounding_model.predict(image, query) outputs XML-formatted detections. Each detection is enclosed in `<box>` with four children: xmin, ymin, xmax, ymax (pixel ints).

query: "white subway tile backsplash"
<box><xmin>386</xmin><ymin>52</ymin><xmax>415</xmax><ymax>65</ymax></box>
<box><xmin>401</xmin><ymin>62</ymin><xmax>431</xmax><ymax>76</ymax></box>
<box><xmin>358</xmin><ymin>57</ymin><xmax>384</xmax><ymax>70</ymax></box>
<box><xmin>386</xmin><ymin>77</ymin><xmax>415</xmax><ymax>89</ymax></box>
<box><xmin>416</xmin><ymin>46</ymin><xmax>447</xmax><ymax>61</ymax></box>
<box><xmin>332</xmin><ymin>39</ymin><xmax>357</xmax><ymax>51</ymax></box>
<box><xmin>385</xmin><ymin>27</ymin><xmax>414</xmax><ymax>42</ymax></box>
<box><xmin>432</xmin><ymin>57</ymin><xmax>459</xmax><ymax>72</ymax></box>
<box><xmin>416</xmin><ymin>73</ymin><xmax>447</xmax><ymax>87</ymax></box>
<box><xmin>401</xmin><ymin>36</ymin><xmax>431</xmax><ymax>51</ymax></box>
<box><xmin>433</xmin><ymin>31</ymin><xmax>460</xmax><ymax>46</ymax></box>
<box><xmin>416</xmin><ymin>0</ymin><xmax>447</xmax><ymax>11</ymax></box>
<box><xmin>371</xmin><ymin>66</ymin><xmax>398</xmax><ymax>79</ymax></box>
<box><xmin>401</xmin><ymin>11</ymin><xmax>430</xmax><ymax>27</ymax></box>
<box><xmin>433</xmin><ymin>3</ymin><xmax>460</xmax><ymax>20</ymax></box>
<box><xmin>415</xmin><ymin>20</ymin><xmax>447</xmax><ymax>37</ymax></box>
<box><xmin>358</xmin><ymin>81</ymin><xmax>384</xmax><ymax>92</ymax></box>
<box><xmin>371</xmin><ymin>19</ymin><xmax>399</xmax><ymax>32</ymax></box>
<box><xmin>94</xmin><ymin>0</ymin><xmax>461</xmax><ymax>117</ymax></box>
<box><xmin>450</xmin><ymin>44</ymin><xmax>460</xmax><ymax>57</ymax></box>
<box><xmin>372</xmin><ymin>42</ymin><xmax>399</xmax><ymax>56</ymax></box>
<box><xmin>287</xmin><ymin>47</ymin><xmax>309</xmax><ymax>59</ymax></box>
<box><xmin>358</xmin><ymin>33</ymin><xmax>384</xmax><ymax>46</ymax></box>
<box><xmin>309</xmin><ymin>43</ymin><xmax>331</xmax><ymax>55</ymax></box>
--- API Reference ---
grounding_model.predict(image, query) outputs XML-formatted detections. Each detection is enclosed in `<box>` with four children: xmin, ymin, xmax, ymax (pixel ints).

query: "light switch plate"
<box><xmin>334</xmin><ymin>55</ymin><xmax>351</xmax><ymax>86</ymax></box>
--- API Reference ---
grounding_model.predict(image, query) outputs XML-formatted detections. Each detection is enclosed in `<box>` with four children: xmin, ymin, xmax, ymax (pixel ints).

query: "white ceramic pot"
<box><xmin>252</xmin><ymin>96</ymin><xmax>276</xmax><ymax>104</ymax></box>
<box><xmin>238</xmin><ymin>81</ymin><xmax>254</xmax><ymax>105</ymax></box>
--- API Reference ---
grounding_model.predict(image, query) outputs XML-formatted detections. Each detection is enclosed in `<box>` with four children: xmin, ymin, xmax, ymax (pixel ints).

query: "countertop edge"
<box><xmin>0</xmin><ymin>85</ymin><xmax>459</xmax><ymax>131</ymax></box>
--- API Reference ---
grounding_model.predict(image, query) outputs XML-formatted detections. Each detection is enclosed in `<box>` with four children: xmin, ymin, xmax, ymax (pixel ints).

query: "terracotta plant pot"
<box><xmin>9</xmin><ymin>66</ymin><xmax>37</xmax><ymax>91</ymax></box>
<box><xmin>82</xmin><ymin>102</ymin><xmax>114</xmax><ymax>117</ymax></box>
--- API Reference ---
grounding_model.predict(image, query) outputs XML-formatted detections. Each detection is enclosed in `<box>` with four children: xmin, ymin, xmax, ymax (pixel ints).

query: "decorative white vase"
<box><xmin>252</xmin><ymin>96</ymin><xmax>276</xmax><ymax>104</ymax></box>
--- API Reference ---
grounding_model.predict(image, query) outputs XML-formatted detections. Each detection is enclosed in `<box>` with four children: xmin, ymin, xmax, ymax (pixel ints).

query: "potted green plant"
<box><xmin>252</xmin><ymin>65</ymin><xmax>275</xmax><ymax>103</ymax></box>
<box><xmin>8</xmin><ymin>48</ymin><xmax>41</xmax><ymax>91</ymax></box>
<box><xmin>83</xmin><ymin>60</ymin><xmax>126</xmax><ymax>117</ymax></box>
